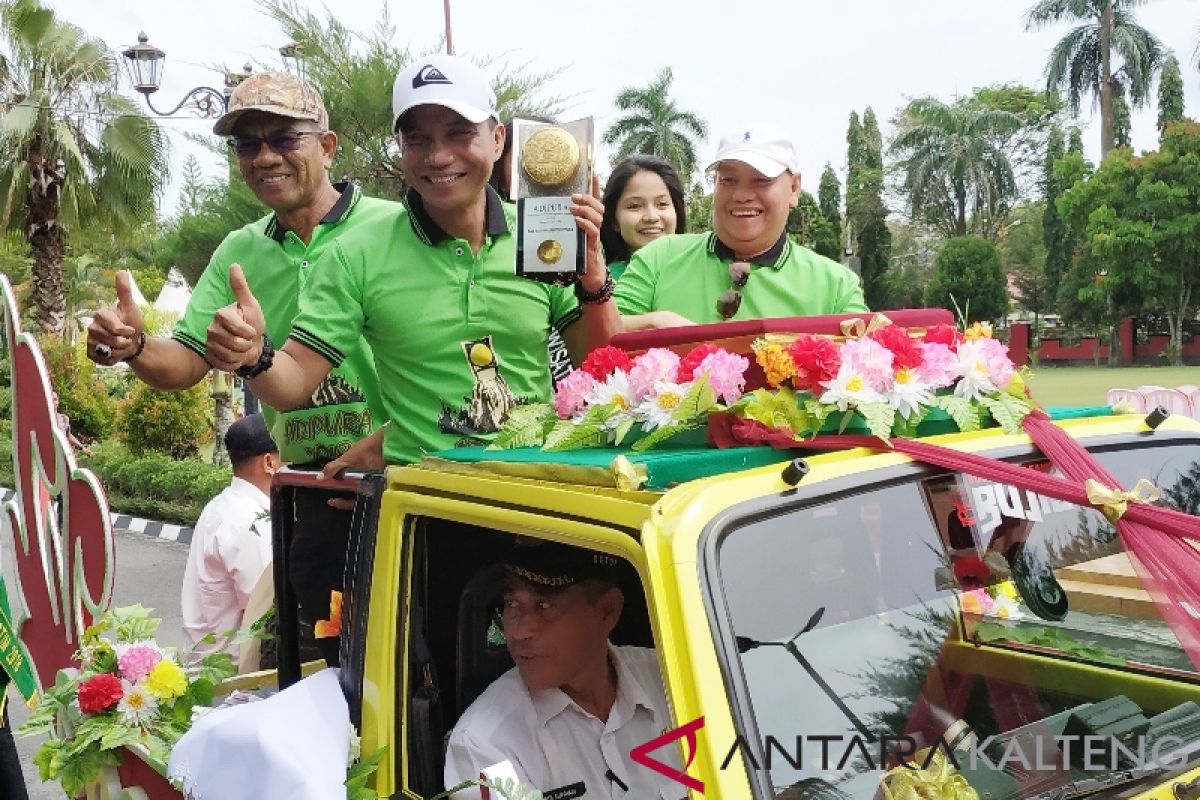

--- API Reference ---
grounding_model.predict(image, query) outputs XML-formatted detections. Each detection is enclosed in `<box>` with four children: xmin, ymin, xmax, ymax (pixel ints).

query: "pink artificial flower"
<box><xmin>839</xmin><ymin>337</ymin><xmax>894</xmax><ymax>392</ymax></box>
<box><xmin>117</xmin><ymin>644</ymin><xmax>163</xmax><ymax>684</ymax></box>
<box><xmin>693</xmin><ymin>350</ymin><xmax>750</xmax><ymax>404</ymax></box>
<box><xmin>955</xmin><ymin>337</ymin><xmax>1014</xmax><ymax>399</ymax></box>
<box><xmin>552</xmin><ymin>369</ymin><xmax>596</xmax><ymax>418</ymax></box>
<box><xmin>628</xmin><ymin>348</ymin><xmax>681</xmax><ymax>401</ymax></box>
<box><xmin>915</xmin><ymin>342</ymin><xmax>959</xmax><ymax>389</ymax></box>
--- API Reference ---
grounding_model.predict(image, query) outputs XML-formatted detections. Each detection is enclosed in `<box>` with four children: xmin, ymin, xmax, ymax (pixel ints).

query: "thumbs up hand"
<box><xmin>205</xmin><ymin>264</ymin><xmax>268</xmax><ymax>372</ymax></box>
<box><xmin>87</xmin><ymin>270</ymin><xmax>144</xmax><ymax>364</ymax></box>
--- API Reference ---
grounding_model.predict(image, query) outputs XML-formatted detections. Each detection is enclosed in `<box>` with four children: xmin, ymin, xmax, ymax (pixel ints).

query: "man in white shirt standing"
<box><xmin>181</xmin><ymin>414</ymin><xmax>278</xmax><ymax>651</ymax></box>
<box><xmin>444</xmin><ymin>539</ymin><xmax>683</xmax><ymax>799</ymax></box>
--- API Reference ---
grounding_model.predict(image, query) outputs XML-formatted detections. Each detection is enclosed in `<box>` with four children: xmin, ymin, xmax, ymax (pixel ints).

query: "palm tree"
<box><xmin>602</xmin><ymin>67</ymin><xmax>708</xmax><ymax>180</ymax></box>
<box><xmin>0</xmin><ymin>0</ymin><xmax>168</xmax><ymax>334</ymax></box>
<box><xmin>61</xmin><ymin>254</ymin><xmax>112</xmax><ymax>343</ymax></box>
<box><xmin>889</xmin><ymin>97</ymin><xmax>1024</xmax><ymax>240</ymax></box>
<box><xmin>1024</xmin><ymin>0</ymin><xmax>1163</xmax><ymax>159</ymax></box>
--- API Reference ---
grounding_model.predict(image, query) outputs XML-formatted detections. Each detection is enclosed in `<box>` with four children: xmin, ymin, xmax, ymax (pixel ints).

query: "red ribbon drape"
<box><xmin>709</xmin><ymin>411</ymin><xmax>1200</xmax><ymax>668</ymax></box>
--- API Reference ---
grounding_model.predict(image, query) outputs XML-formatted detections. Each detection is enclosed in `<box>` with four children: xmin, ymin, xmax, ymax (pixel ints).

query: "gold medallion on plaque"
<box><xmin>521</xmin><ymin>127</ymin><xmax>581</xmax><ymax>187</ymax></box>
<box><xmin>537</xmin><ymin>239</ymin><xmax>563</xmax><ymax>265</ymax></box>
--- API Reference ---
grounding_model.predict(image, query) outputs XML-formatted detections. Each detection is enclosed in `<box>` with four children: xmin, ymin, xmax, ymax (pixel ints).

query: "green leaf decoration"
<box><xmin>346</xmin><ymin>745</ymin><xmax>388</xmax><ymax>799</ymax></box>
<box><xmin>110</xmin><ymin>605</ymin><xmax>160</xmax><ymax>642</ymax></box>
<box><xmin>803</xmin><ymin>397</ymin><xmax>833</xmax><ymax>436</ymax></box>
<box><xmin>739</xmin><ymin>387</ymin><xmax>812</xmax><ymax>434</ymax></box>
<box><xmin>891</xmin><ymin>404</ymin><xmax>931</xmax><ymax>438</ymax></box>
<box><xmin>837</xmin><ymin>409</ymin><xmax>856</xmax><ymax>434</ymax></box>
<box><xmin>857</xmin><ymin>402</ymin><xmax>896</xmax><ymax>440</ymax></box>
<box><xmin>611</xmin><ymin>416</ymin><xmax>636</xmax><ymax>446</ymax></box>
<box><xmin>98</xmin><ymin>725</ymin><xmax>142</xmax><ymax>751</ymax></box>
<box><xmin>631</xmin><ymin>419</ymin><xmax>702</xmax><ymax>452</ymax></box>
<box><xmin>933</xmin><ymin>395</ymin><xmax>982</xmax><ymax>433</ymax></box>
<box><xmin>672</xmin><ymin>373</ymin><xmax>716</xmax><ymax>421</ymax></box>
<box><xmin>488</xmin><ymin>404</ymin><xmax>556</xmax><ymax>450</ymax></box>
<box><xmin>970</xmin><ymin>621</ymin><xmax>1126</xmax><ymax>665</ymax></box>
<box><xmin>980</xmin><ymin>391</ymin><xmax>1033</xmax><ymax>435</ymax></box>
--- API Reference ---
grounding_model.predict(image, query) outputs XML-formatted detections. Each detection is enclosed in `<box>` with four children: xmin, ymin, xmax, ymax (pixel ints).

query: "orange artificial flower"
<box><xmin>314</xmin><ymin>590</ymin><xmax>343</xmax><ymax>639</ymax></box>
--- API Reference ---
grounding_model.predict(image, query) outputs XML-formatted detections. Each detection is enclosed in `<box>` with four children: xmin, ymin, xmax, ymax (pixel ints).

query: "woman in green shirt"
<box><xmin>600</xmin><ymin>155</ymin><xmax>687</xmax><ymax>280</ymax></box>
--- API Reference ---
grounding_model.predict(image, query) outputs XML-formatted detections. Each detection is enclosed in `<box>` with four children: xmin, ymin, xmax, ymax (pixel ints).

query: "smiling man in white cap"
<box><xmin>614</xmin><ymin>123</ymin><xmax>867</xmax><ymax>326</ymax></box>
<box><xmin>204</xmin><ymin>54</ymin><xmax>620</xmax><ymax>465</ymax></box>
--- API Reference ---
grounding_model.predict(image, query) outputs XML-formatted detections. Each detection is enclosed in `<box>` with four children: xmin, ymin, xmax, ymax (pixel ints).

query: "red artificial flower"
<box><xmin>787</xmin><ymin>335</ymin><xmax>842</xmax><ymax>392</ymax></box>
<box><xmin>678</xmin><ymin>344</ymin><xmax>721</xmax><ymax>382</ymax></box>
<box><xmin>78</xmin><ymin>673</ymin><xmax>123</xmax><ymax>714</ymax></box>
<box><xmin>580</xmin><ymin>346</ymin><xmax>632</xmax><ymax>381</ymax></box>
<box><xmin>869</xmin><ymin>325</ymin><xmax>923</xmax><ymax>370</ymax></box>
<box><xmin>923</xmin><ymin>323</ymin><xmax>963</xmax><ymax>348</ymax></box>
<box><xmin>951</xmin><ymin>556</ymin><xmax>990</xmax><ymax>586</ymax></box>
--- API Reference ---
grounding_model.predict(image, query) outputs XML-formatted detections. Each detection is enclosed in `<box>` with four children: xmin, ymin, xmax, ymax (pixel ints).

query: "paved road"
<box><xmin>3</xmin><ymin>523</ymin><xmax>189</xmax><ymax>800</ymax></box>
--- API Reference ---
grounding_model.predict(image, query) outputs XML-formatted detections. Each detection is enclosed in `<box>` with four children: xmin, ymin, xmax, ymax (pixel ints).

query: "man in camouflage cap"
<box><xmin>87</xmin><ymin>71</ymin><xmax>397</xmax><ymax>664</ymax></box>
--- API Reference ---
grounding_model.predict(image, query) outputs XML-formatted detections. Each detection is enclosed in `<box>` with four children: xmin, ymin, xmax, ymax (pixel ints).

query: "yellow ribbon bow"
<box><xmin>839</xmin><ymin>312</ymin><xmax>894</xmax><ymax>339</ymax></box>
<box><xmin>1084</xmin><ymin>478</ymin><xmax>1160</xmax><ymax>523</ymax></box>
<box><xmin>611</xmin><ymin>455</ymin><xmax>648</xmax><ymax>492</ymax></box>
<box><xmin>880</xmin><ymin>750</ymin><xmax>979</xmax><ymax>800</ymax></box>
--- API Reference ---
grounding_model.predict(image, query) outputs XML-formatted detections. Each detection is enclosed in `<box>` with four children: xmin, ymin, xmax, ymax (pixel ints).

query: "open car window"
<box><xmin>710</xmin><ymin>439</ymin><xmax>1200</xmax><ymax>799</ymax></box>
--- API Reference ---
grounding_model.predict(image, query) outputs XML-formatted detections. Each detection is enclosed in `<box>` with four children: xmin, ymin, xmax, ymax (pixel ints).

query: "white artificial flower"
<box><xmin>635</xmin><ymin>381</ymin><xmax>689</xmax><ymax>431</ymax></box>
<box><xmin>988</xmin><ymin>595</ymin><xmax>1025</xmax><ymax>621</ymax></box>
<box><xmin>117</xmin><ymin>680</ymin><xmax>159</xmax><ymax>726</ymax></box>
<box><xmin>586</xmin><ymin>370</ymin><xmax>637</xmax><ymax>429</ymax></box>
<box><xmin>819</xmin><ymin>363</ymin><xmax>883</xmax><ymax>411</ymax></box>
<box><xmin>886</xmin><ymin>368</ymin><xmax>934</xmax><ymax>420</ymax></box>
<box><xmin>953</xmin><ymin>340</ymin><xmax>998</xmax><ymax>400</ymax></box>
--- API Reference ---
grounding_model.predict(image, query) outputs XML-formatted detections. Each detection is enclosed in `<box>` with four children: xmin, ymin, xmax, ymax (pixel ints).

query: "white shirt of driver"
<box><xmin>444</xmin><ymin>645</ymin><xmax>684</xmax><ymax>800</ymax></box>
<box><xmin>180</xmin><ymin>476</ymin><xmax>271</xmax><ymax>651</ymax></box>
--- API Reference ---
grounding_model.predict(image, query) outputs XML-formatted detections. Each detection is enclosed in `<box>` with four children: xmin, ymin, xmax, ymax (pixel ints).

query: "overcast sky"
<box><xmin>55</xmin><ymin>0</ymin><xmax>1200</xmax><ymax>216</ymax></box>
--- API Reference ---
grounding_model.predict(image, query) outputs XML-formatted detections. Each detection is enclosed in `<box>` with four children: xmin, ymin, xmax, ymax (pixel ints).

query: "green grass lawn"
<box><xmin>1025</xmin><ymin>365</ymin><xmax>1199</xmax><ymax>408</ymax></box>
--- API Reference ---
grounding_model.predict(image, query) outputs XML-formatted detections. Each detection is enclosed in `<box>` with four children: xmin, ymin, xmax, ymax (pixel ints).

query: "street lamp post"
<box><xmin>121</xmin><ymin>32</ymin><xmax>252</xmax><ymax>118</ymax></box>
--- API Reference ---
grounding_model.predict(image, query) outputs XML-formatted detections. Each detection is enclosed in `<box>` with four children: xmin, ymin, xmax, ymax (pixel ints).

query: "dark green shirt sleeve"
<box><xmin>289</xmin><ymin>240</ymin><xmax>365</xmax><ymax>368</ymax></box>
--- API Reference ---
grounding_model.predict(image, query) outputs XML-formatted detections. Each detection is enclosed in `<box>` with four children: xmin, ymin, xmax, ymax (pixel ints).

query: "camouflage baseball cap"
<box><xmin>213</xmin><ymin>71</ymin><xmax>328</xmax><ymax>136</ymax></box>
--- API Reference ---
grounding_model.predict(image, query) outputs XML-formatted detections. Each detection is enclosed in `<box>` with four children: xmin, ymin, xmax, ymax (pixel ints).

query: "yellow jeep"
<box><xmin>264</xmin><ymin>410</ymin><xmax>1200</xmax><ymax>799</ymax></box>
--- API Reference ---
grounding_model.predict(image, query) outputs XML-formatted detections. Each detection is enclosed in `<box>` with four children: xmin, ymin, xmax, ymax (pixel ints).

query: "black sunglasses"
<box><xmin>226</xmin><ymin>130</ymin><xmax>324</xmax><ymax>158</ymax></box>
<box><xmin>716</xmin><ymin>261</ymin><xmax>753</xmax><ymax>320</ymax></box>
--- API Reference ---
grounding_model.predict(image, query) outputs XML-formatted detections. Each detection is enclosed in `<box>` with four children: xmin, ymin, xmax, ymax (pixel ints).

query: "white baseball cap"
<box><xmin>707</xmin><ymin>123</ymin><xmax>800</xmax><ymax>178</ymax></box>
<box><xmin>392</xmin><ymin>54</ymin><xmax>498</xmax><ymax>132</ymax></box>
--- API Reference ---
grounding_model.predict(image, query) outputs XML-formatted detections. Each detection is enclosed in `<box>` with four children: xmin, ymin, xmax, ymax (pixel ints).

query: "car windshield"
<box><xmin>711</xmin><ymin>439</ymin><xmax>1200</xmax><ymax>800</ymax></box>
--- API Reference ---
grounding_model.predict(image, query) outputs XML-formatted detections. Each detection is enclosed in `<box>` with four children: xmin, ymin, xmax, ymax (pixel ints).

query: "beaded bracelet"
<box><xmin>121</xmin><ymin>332</ymin><xmax>147</xmax><ymax>363</ymax></box>
<box><xmin>575</xmin><ymin>271</ymin><xmax>614</xmax><ymax>305</ymax></box>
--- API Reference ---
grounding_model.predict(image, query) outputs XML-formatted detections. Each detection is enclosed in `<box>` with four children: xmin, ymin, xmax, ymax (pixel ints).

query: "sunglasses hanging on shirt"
<box><xmin>716</xmin><ymin>261</ymin><xmax>753</xmax><ymax>320</ymax></box>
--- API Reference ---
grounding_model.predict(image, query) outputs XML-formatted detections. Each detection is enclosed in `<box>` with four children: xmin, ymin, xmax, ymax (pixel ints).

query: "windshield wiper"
<box><xmin>738</xmin><ymin>607</ymin><xmax>875</xmax><ymax>741</ymax></box>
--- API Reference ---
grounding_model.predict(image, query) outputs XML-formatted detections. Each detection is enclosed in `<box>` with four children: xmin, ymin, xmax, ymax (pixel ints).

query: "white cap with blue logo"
<box><xmin>391</xmin><ymin>53</ymin><xmax>498</xmax><ymax>132</ymax></box>
<box><xmin>707</xmin><ymin>123</ymin><xmax>800</xmax><ymax>178</ymax></box>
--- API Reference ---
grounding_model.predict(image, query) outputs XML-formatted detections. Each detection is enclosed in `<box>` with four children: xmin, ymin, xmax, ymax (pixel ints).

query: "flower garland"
<box><xmin>491</xmin><ymin>344</ymin><xmax>750</xmax><ymax>452</ymax></box>
<box><xmin>17</xmin><ymin>605</ymin><xmax>238</xmax><ymax>799</ymax></box>
<box><xmin>744</xmin><ymin>319</ymin><xmax>1035</xmax><ymax>441</ymax></box>
<box><xmin>491</xmin><ymin>319</ymin><xmax>1034</xmax><ymax>453</ymax></box>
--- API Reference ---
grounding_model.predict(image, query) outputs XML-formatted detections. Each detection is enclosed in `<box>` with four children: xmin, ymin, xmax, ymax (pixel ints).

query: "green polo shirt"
<box><xmin>613</xmin><ymin>232</ymin><xmax>868</xmax><ymax>321</ymax></box>
<box><xmin>291</xmin><ymin>186</ymin><xmax>581</xmax><ymax>465</ymax></box>
<box><xmin>607</xmin><ymin>259</ymin><xmax>629</xmax><ymax>281</ymax></box>
<box><xmin>173</xmin><ymin>182</ymin><xmax>391</xmax><ymax>464</ymax></box>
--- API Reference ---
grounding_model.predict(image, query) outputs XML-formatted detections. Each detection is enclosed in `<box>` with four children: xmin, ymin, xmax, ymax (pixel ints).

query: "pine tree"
<box><xmin>1157</xmin><ymin>52</ymin><xmax>1185</xmax><ymax>137</ymax></box>
<box><xmin>1041</xmin><ymin>125</ymin><xmax>1071</xmax><ymax>304</ymax></box>
<box><xmin>817</xmin><ymin>164</ymin><xmax>843</xmax><ymax>258</ymax></box>
<box><xmin>1068</xmin><ymin>126</ymin><xmax>1084</xmax><ymax>154</ymax></box>
<box><xmin>855</xmin><ymin>109</ymin><xmax>892</xmax><ymax>309</ymax></box>
<box><xmin>178</xmin><ymin>156</ymin><xmax>207</xmax><ymax>216</ymax></box>
<box><xmin>1112</xmin><ymin>92</ymin><xmax>1132</xmax><ymax>150</ymax></box>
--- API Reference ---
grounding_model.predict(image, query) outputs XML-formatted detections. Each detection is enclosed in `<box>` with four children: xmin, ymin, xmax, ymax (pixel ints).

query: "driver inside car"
<box><xmin>443</xmin><ymin>538</ymin><xmax>683</xmax><ymax>799</ymax></box>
